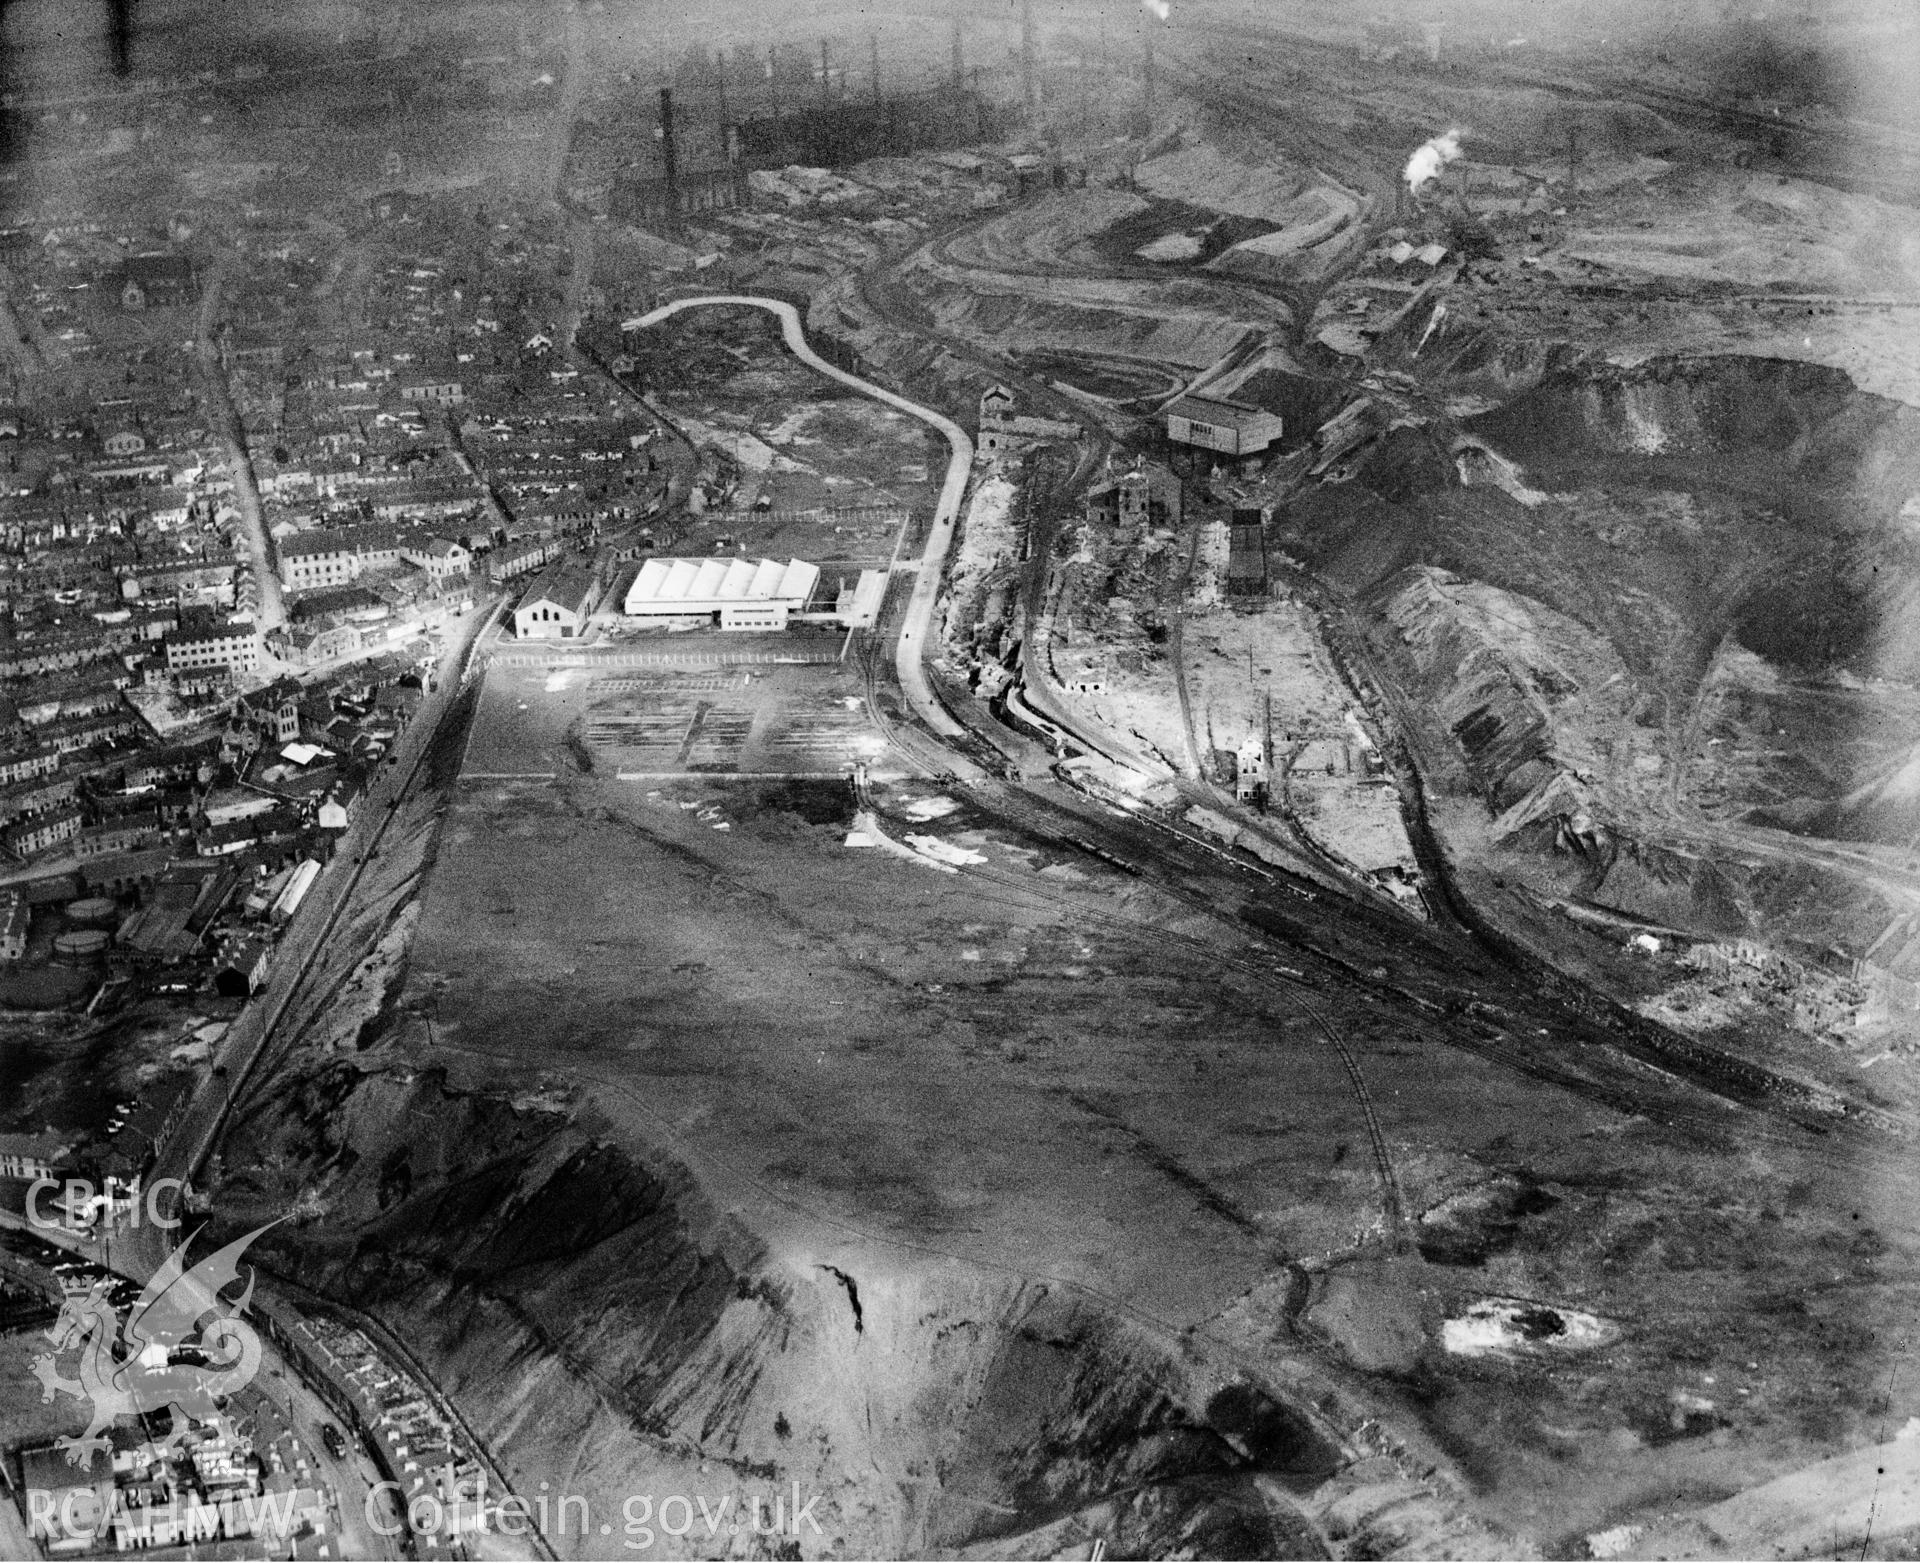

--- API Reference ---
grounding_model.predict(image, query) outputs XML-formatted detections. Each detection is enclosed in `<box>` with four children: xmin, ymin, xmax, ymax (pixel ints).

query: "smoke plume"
<box><xmin>1404</xmin><ymin>128</ymin><xmax>1462</xmax><ymax>196</ymax></box>
<box><xmin>1141</xmin><ymin>0</ymin><xmax>1170</xmax><ymax>21</ymax></box>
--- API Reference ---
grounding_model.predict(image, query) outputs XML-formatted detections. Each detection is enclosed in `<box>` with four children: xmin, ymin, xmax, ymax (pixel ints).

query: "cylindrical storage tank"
<box><xmin>65</xmin><ymin>897</ymin><xmax>118</xmax><ymax>927</ymax></box>
<box><xmin>52</xmin><ymin>929</ymin><xmax>111</xmax><ymax>964</ymax></box>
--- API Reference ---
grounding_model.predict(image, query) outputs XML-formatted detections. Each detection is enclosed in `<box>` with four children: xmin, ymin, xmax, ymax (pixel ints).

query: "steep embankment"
<box><xmin>219</xmin><ymin>1057</ymin><xmax>1364</xmax><ymax>1560</ymax></box>
<box><xmin>1377</xmin><ymin>565</ymin><xmax>1648</xmax><ymax>847</ymax></box>
<box><xmin>1279</xmin><ymin>354</ymin><xmax>1920</xmax><ymax>952</ymax></box>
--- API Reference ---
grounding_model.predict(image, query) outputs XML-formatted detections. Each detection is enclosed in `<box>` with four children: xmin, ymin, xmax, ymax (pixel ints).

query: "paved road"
<box><xmin>621</xmin><ymin>296</ymin><xmax>972</xmax><ymax>742</ymax></box>
<box><xmin>193</xmin><ymin>252</ymin><xmax>286</xmax><ymax>633</ymax></box>
<box><xmin>238</xmin><ymin>1360</ymin><xmax>401</xmax><ymax>1561</ymax></box>
<box><xmin>546</xmin><ymin>0</ymin><xmax>585</xmax><ymax>208</ymax></box>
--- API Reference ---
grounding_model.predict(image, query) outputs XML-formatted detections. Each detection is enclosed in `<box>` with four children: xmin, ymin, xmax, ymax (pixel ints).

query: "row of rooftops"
<box><xmin>0</xmin><ymin>204</ymin><xmax>617</xmax><ymax>873</ymax></box>
<box><xmin>258</xmin><ymin>343</ymin><xmax>649</xmax><ymax>539</ymax></box>
<box><xmin>0</xmin><ymin>359</ymin><xmax>237</xmax><ymax>653</ymax></box>
<box><xmin>277</xmin><ymin>519</ymin><xmax>463</xmax><ymax>563</ymax></box>
<box><xmin>0</xmin><ymin>647</ymin><xmax>427</xmax><ymax>868</ymax></box>
<box><xmin>0</xmin><ymin>486</ymin><xmax>202</xmax><ymax>539</ymax></box>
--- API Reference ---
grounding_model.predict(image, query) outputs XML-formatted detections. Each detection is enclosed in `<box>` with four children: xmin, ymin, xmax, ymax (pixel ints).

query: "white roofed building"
<box><xmin>623</xmin><ymin>557</ymin><xmax>820</xmax><ymax>631</ymax></box>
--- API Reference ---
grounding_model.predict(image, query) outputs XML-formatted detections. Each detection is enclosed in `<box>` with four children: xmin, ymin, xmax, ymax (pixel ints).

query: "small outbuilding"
<box><xmin>513</xmin><ymin>561</ymin><xmax>600</xmax><ymax>639</ymax></box>
<box><xmin>214</xmin><ymin>933</ymin><xmax>273</xmax><ymax>997</ymax></box>
<box><xmin>1165</xmin><ymin>393</ymin><xmax>1284</xmax><ymax>458</ymax></box>
<box><xmin>115</xmin><ymin>253</ymin><xmax>198</xmax><ymax>311</ymax></box>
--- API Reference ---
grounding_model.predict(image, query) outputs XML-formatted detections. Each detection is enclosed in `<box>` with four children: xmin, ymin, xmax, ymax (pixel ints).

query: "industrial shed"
<box><xmin>1165</xmin><ymin>394</ymin><xmax>1285</xmax><ymax>458</ymax></box>
<box><xmin>623</xmin><ymin>557</ymin><xmax>820</xmax><ymax>630</ymax></box>
<box><xmin>513</xmin><ymin>561</ymin><xmax>600</xmax><ymax>640</ymax></box>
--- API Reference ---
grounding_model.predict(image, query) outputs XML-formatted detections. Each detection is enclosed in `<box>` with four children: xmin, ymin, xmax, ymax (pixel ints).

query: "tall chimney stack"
<box><xmin>658</xmin><ymin>87</ymin><xmax>679</xmax><ymax>222</ymax></box>
<box><xmin>951</xmin><ymin>13</ymin><xmax>963</xmax><ymax>90</ymax></box>
<box><xmin>1143</xmin><ymin>28</ymin><xmax>1156</xmax><ymax>121</ymax></box>
<box><xmin>1021</xmin><ymin>0</ymin><xmax>1037</xmax><ymax>109</ymax></box>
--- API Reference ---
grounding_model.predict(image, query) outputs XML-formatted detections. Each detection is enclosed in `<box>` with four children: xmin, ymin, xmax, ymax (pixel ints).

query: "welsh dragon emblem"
<box><xmin>31</xmin><ymin>1222</ymin><xmax>278</xmax><ymax>1465</ymax></box>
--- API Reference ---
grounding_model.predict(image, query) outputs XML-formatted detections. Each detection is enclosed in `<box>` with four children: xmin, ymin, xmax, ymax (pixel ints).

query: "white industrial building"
<box><xmin>623</xmin><ymin>557</ymin><xmax>821</xmax><ymax>630</ymax></box>
<box><xmin>1165</xmin><ymin>394</ymin><xmax>1285</xmax><ymax>458</ymax></box>
<box><xmin>272</xmin><ymin>859</ymin><xmax>322</xmax><ymax>922</ymax></box>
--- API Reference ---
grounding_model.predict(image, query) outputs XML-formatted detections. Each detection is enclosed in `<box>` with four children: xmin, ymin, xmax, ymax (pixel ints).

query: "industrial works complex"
<box><xmin>9</xmin><ymin>5</ymin><xmax>1920</xmax><ymax>1563</ymax></box>
<box><xmin>509</xmin><ymin>554</ymin><xmax>884</xmax><ymax>640</ymax></box>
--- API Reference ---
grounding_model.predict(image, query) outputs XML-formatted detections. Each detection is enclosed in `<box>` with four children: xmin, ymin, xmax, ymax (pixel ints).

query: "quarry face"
<box><xmin>8</xmin><ymin>2</ymin><xmax>1920</xmax><ymax>1561</ymax></box>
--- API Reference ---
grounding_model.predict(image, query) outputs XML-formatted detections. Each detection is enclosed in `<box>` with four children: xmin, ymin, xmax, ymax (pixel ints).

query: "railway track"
<box><xmin>911</xmin><ymin>764</ymin><xmax>1885</xmax><ymax>1184</ymax></box>
<box><xmin>946</xmin><ymin>847</ymin><xmax>1408</xmax><ymax>1246</ymax></box>
<box><xmin>160</xmin><ymin>599</ymin><xmax>506</xmax><ymax>1183</ymax></box>
<box><xmin>986</xmin><ymin>694</ymin><xmax>1852</xmax><ymax>1130</ymax></box>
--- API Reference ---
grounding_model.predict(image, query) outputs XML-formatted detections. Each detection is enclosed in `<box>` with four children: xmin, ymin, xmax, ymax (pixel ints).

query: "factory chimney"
<box><xmin>1021</xmin><ymin>0</ymin><xmax>1037</xmax><ymax>108</ymax></box>
<box><xmin>1143</xmin><ymin>27</ymin><xmax>1156</xmax><ymax>121</ymax></box>
<box><xmin>870</xmin><ymin>33</ymin><xmax>882</xmax><ymax>105</ymax></box>
<box><xmin>951</xmin><ymin>13</ymin><xmax>963</xmax><ymax>90</ymax></box>
<box><xmin>658</xmin><ymin>87</ymin><xmax>679</xmax><ymax>222</ymax></box>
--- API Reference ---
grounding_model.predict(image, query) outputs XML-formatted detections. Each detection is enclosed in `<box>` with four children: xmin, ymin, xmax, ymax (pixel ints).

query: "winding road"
<box><xmin>621</xmin><ymin>295</ymin><xmax>971</xmax><ymax>741</ymax></box>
